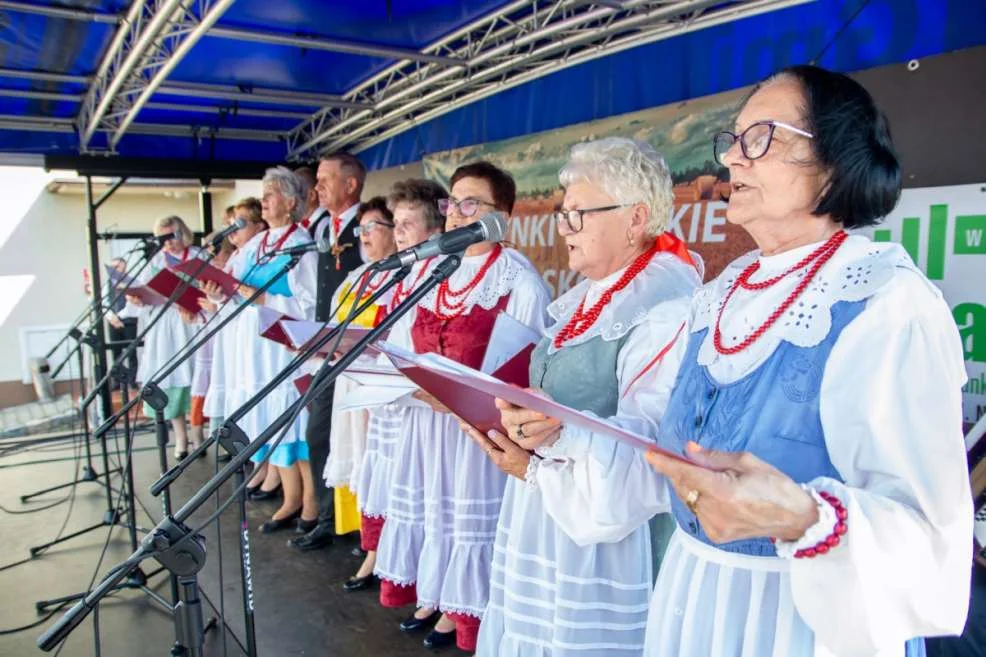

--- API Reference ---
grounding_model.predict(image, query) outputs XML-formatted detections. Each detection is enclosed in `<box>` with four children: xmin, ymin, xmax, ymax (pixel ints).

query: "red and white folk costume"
<box><xmin>374</xmin><ymin>246</ymin><xmax>551</xmax><ymax>651</ymax></box>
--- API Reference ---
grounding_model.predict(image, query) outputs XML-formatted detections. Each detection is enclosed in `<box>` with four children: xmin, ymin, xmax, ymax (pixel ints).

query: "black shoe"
<box><xmin>245</xmin><ymin>483</ymin><xmax>262</xmax><ymax>497</ymax></box>
<box><xmin>288</xmin><ymin>523</ymin><xmax>335</xmax><ymax>552</ymax></box>
<box><xmin>248</xmin><ymin>483</ymin><xmax>282</xmax><ymax>501</ymax></box>
<box><xmin>423</xmin><ymin>628</ymin><xmax>456</xmax><ymax>650</ymax></box>
<box><xmin>260</xmin><ymin>509</ymin><xmax>301</xmax><ymax>533</ymax></box>
<box><xmin>399</xmin><ymin>610</ymin><xmax>441</xmax><ymax>634</ymax></box>
<box><xmin>342</xmin><ymin>573</ymin><xmax>378</xmax><ymax>592</ymax></box>
<box><xmin>174</xmin><ymin>451</ymin><xmax>188</xmax><ymax>462</ymax></box>
<box><xmin>295</xmin><ymin>517</ymin><xmax>318</xmax><ymax>534</ymax></box>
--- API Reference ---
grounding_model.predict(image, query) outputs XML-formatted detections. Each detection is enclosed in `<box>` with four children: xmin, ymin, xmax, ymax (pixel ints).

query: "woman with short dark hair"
<box><xmin>487</xmin><ymin>65</ymin><xmax>972</xmax><ymax>656</ymax></box>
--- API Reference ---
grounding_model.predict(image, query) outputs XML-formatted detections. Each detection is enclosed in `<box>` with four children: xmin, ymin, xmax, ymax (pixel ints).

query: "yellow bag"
<box><xmin>334</xmin><ymin>485</ymin><xmax>361</xmax><ymax>535</ymax></box>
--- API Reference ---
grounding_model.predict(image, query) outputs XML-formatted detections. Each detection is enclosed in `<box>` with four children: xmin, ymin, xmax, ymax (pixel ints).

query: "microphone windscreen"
<box><xmin>478</xmin><ymin>212</ymin><xmax>507</xmax><ymax>243</ymax></box>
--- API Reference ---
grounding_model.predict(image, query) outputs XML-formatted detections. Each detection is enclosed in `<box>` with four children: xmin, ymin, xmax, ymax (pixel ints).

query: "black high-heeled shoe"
<box><xmin>400</xmin><ymin>610</ymin><xmax>441</xmax><ymax>634</ymax></box>
<box><xmin>174</xmin><ymin>450</ymin><xmax>188</xmax><ymax>462</ymax></box>
<box><xmin>422</xmin><ymin>627</ymin><xmax>456</xmax><ymax>650</ymax></box>
<box><xmin>342</xmin><ymin>573</ymin><xmax>378</xmax><ymax>592</ymax></box>
<box><xmin>248</xmin><ymin>483</ymin><xmax>282</xmax><ymax>501</ymax></box>
<box><xmin>259</xmin><ymin>508</ymin><xmax>301</xmax><ymax>533</ymax></box>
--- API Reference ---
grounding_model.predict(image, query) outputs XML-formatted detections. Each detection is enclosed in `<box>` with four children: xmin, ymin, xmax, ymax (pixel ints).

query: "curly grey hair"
<box><xmin>262</xmin><ymin>166</ymin><xmax>307</xmax><ymax>223</ymax></box>
<box><xmin>559</xmin><ymin>137</ymin><xmax>674</xmax><ymax>236</ymax></box>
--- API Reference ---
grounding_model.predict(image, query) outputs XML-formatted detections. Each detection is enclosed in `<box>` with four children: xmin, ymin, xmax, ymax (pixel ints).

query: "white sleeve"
<box><xmin>536</xmin><ymin>299</ymin><xmax>690</xmax><ymax>546</ymax></box>
<box><xmin>260</xmin><ymin>251</ymin><xmax>318</xmax><ymax>320</ymax></box>
<box><xmin>791</xmin><ymin>271</ymin><xmax>973</xmax><ymax>655</ymax></box>
<box><xmin>503</xmin><ymin>270</ymin><xmax>551</xmax><ymax>333</ymax></box>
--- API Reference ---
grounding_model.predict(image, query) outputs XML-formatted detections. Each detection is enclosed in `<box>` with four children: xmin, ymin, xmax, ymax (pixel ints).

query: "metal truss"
<box><xmin>0</xmin><ymin>113</ymin><xmax>279</xmax><ymax>142</ymax></box>
<box><xmin>77</xmin><ymin>0</ymin><xmax>240</xmax><ymax>151</ymax></box>
<box><xmin>285</xmin><ymin>0</ymin><xmax>813</xmax><ymax>159</ymax></box>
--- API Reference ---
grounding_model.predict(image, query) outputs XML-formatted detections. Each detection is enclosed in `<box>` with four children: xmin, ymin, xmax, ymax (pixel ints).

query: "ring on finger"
<box><xmin>685</xmin><ymin>489</ymin><xmax>701</xmax><ymax>514</ymax></box>
<box><xmin>516</xmin><ymin>423</ymin><xmax>526</xmax><ymax>439</ymax></box>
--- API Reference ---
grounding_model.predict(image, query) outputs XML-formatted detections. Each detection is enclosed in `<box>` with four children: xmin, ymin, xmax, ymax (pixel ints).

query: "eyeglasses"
<box><xmin>438</xmin><ymin>197</ymin><xmax>494</xmax><ymax>218</ymax></box>
<box><xmin>551</xmin><ymin>204</ymin><xmax>636</xmax><ymax>234</ymax></box>
<box><xmin>713</xmin><ymin>120</ymin><xmax>814</xmax><ymax>165</ymax></box>
<box><xmin>354</xmin><ymin>220</ymin><xmax>395</xmax><ymax>237</ymax></box>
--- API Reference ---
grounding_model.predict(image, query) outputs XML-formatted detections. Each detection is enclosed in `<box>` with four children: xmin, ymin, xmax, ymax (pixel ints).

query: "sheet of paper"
<box><xmin>335</xmin><ymin>384</ymin><xmax>417</xmax><ymax>412</ymax></box>
<box><xmin>480</xmin><ymin>311</ymin><xmax>541</xmax><ymax>374</ymax></box>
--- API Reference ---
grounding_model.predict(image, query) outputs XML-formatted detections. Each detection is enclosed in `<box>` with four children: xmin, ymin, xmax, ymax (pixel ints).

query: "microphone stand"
<box><xmin>37</xmin><ymin>255</ymin><xmax>461</xmax><ymax>656</ymax></box>
<box><xmin>33</xmin><ymin>250</ymin><xmax>220</xmax><ymax>615</ymax></box>
<box><xmin>148</xmin><ymin>264</ymin><xmax>412</xmax><ymax>657</ymax></box>
<box><xmin>20</xmin><ymin>244</ymin><xmax>160</xmax><ymax>521</ymax></box>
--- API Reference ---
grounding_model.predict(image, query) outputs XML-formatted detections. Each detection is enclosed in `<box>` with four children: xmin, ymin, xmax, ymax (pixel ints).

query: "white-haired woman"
<box><xmin>462</xmin><ymin>138</ymin><xmax>702</xmax><ymax>655</ymax></box>
<box><xmin>121</xmin><ymin>215</ymin><xmax>201</xmax><ymax>459</ymax></box>
<box><xmin>204</xmin><ymin>167</ymin><xmax>319</xmax><ymax>532</ymax></box>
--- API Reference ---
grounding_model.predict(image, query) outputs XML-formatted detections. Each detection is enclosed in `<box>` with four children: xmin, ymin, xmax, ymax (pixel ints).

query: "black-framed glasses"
<box><xmin>438</xmin><ymin>197</ymin><xmax>494</xmax><ymax>218</ymax></box>
<box><xmin>551</xmin><ymin>204</ymin><xmax>636</xmax><ymax>234</ymax></box>
<box><xmin>713</xmin><ymin>120</ymin><xmax>814</xmax><ymax>165</ymax></box>
<box><xmin>354</xmin><ymin>220</ymin><xmax>395</xmax><ymax>237</ymax></box>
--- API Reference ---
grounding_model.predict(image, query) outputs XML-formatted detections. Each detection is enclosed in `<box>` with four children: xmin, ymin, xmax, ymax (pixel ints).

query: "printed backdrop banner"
<box><xmin>422</xmin><ymin>91</ymin><xmax>986</xmax><ymax>424</ymax></box>
<box><xmin>859</xmin><ymin>183</ymin><xmax>986</xmax><ymax>425</ymax></box>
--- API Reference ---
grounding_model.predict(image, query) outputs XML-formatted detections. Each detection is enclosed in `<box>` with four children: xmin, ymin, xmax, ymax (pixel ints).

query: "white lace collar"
<box><xmin>693</xmin><ymin>234</ymin><xmax>917</xmax><ymax>372</ymax></box>
<box><xmin>544</xmin><ymin>252</ymin><xmax>701</xmax><ymax>354</ymax></box>
<box><xmin>418</xmin><ymin>247</ymin><xmax>535</xmax><ymax>314</ymax></box>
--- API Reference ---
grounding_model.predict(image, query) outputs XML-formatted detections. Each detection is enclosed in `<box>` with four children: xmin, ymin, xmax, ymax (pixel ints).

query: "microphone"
<box><xmin>207</xmin><ymin>217</ymin><xmax>247</xmax><ymax>247</ymax></box>
<box><xmin>372</xmin><ymin>212</ymin><xmax>507</xmax><ymax>271</ymax></box>
<box><xmin>261</xmin><ymin>235</ymin><xmax>332</xmax><ymax>260</ymax></box>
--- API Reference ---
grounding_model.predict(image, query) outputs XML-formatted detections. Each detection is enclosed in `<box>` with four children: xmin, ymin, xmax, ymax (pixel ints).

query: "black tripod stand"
<box><xmin>34</xmin><ymin>251</ymin><xmax>220</xmax><ymax>613</ymax></box>
<box><xmin>151</xmin><ymin>260</ymin><xmax>411</xmax><ymax>657</ymax></box>
<box><xmin>24</xmin><ymin>246</ymin><xmax>159</xmax><ymax>555</ymax></box>
<box><xmin>37</xmin><ymin>256</ymin><xmax>460</xmax><ymax>656</ymax></box>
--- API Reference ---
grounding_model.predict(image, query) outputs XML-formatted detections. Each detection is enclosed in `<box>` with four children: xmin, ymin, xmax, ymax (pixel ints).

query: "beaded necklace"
<box><xmin>433</xmin><ymin>245</ymin><xmax>502</xmax><ymax>321</ymax></box>
<box><xmin>713</xmin><ymin>230</ymin><xmax>847</xmax><ymax>355</ymax></box>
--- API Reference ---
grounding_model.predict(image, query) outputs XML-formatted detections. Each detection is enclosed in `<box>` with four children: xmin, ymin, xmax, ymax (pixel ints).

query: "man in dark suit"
<box><xmin>289</xmin><ymin>153</ymin><xmax>365</xmax><ymax>552</ymax></box>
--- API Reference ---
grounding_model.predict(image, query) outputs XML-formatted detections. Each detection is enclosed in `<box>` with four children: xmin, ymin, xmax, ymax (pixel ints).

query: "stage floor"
<box><xmin>0</xmin><ymin>427</ymin><xmax>446</xmax><ymax>656</ymax></box>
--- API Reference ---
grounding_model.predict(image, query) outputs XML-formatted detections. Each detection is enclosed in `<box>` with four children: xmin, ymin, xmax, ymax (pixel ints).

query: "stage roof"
<box><xmin>0</xmin><ymin>0</ymin><xmax>983</xmax><ymax>175</ymax></box>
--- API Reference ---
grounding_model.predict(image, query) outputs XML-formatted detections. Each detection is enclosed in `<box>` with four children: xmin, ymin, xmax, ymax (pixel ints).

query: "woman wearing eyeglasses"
<box><xmin>375</xmin><ymin>162</ymin><xmax>551</xmax><ymax>652</ymax></box>
<box><xmin>477</xmin><ymin>66</ymin><xmax>973</xmax><ymax>656</ymax></box>
<box><xmin>120</xmin><ymin>215</ymin><xmax>201</xmax><ymax>459</ymax></box>
<box><xmin>457</xmin><ymin>138</ymin><xmax>701</xmax><ymax>656</ymax></box>
<box><xmin>321</xmin><ymin>197</ymin><xmax>398</xmax><ymax>537</ymax></box>
<box><xmin>345</xmin><ymin>179</ymin><xmax>448</xmax><ymax>592</ymax></box>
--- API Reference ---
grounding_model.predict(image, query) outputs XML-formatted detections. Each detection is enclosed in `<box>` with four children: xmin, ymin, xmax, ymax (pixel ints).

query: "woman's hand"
<box><xmin>125</xmin><ymin>294</ymin><xmax>144</xmax><ymax>308</ymax></box>
<box><xmin>461</xmin><ymin>422</ymin><xmax>532</xmax><ymax>481</ymax></box>
<box><xmin>412</xmin><ymin>390</ymin><xmax>450</xmax><ymax>414</ymax></box>
<box><xmin>237</xmin><ymin>283</ymin><xmax>265</xmax><ymax>305</ymax></box>
<box><xmin>645</xmin><ymin>441</ymin><xmax>819</xmax><ymax>543</ymax></box>
<box><xmin>496</xmin><ymin>391</ymin><xmax>563</xmax><ymax>451</ymax></box>
<box><xmin>197</xmin><ymin>296</ymin><xmax>218</xmax><ymax>314</ymax></box>
<box><xmin>202</xmin><ymin>281</ymin><xmax>226</xmax><ymax>303</ymax></box>
<box><xmin>107</xmin><ymin>313</ymin><xmax>124</xmax><ymax>329</ymax></box>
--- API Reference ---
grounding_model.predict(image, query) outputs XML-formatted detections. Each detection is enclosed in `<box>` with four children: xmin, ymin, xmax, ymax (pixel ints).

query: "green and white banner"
<box><xmin>859</xmin><ymin>183</ymin><xmax>986</xmax><ymax>424</ymax></box>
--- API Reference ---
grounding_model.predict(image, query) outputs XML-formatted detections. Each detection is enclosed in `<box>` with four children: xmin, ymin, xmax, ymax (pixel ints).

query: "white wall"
<box><xmin>0</xmin><ymin>161</ymin><xmax>425</xmax><ymax>391</ymax></box>
<box><xmin>0</xmin><ymin>167</ymin><xmax>212</xmax><ymax>386</ymax></box>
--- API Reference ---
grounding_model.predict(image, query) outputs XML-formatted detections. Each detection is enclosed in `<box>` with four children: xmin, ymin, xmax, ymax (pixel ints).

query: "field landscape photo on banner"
<box><xmin>422</xmin><ymin>91</ymin><xmax>986</xmax><ymax>425</ymax></box>
<box><xmin>422</xmin><ymin>86</ymin><xmax>756</xmax><ymax>296</ymax></box>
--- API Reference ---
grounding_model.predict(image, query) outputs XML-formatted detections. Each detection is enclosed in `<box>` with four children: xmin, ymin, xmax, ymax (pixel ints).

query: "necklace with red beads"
<box><xmin>713</xmin><ymin>230</ymin><xmax>848</xmax><ymax>355</ymax></box>
<box><xmin>390</xmin><ymin>256</ymin><xmax>435</xmax><ymax>310</ymax></box>
<box><xmin>552</xmin><ymin>242</ymin><xmax>662</xmax><ymax>349</ymax></box>
<box><xmin>255</xmin><ymin>223</ymin><xmax>299</xmax><ymax>264</ymax></box>
<box><xmin>433</xmin><ymin>245</ymin><xmax>502</xmax><ymax>321</ymax></box>
<box><xmin>355</xmin><ymin>267</ymin><xmax>389</xmax><ymax>297</ymax></box>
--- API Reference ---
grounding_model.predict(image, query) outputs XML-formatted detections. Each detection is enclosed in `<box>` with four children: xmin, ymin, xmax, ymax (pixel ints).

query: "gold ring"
<box><xmin>685</xmin><ymin>489</ymin><xmax>700</xmax><ymax>514</ymax></box>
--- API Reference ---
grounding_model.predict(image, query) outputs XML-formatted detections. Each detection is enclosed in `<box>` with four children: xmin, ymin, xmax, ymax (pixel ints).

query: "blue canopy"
<box><xmin>0</xmin><ymin>0</ymin><xmax>983</xmax><ymax>173</ymax></box>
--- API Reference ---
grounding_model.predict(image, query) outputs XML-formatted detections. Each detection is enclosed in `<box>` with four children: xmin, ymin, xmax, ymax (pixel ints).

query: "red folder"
<box><xmin>377</xmin><ymin>342</ymin><xmax>695</xmax><ymax>461</ymax></box>
<box><xmin>258</xmin><ymin>308</ymin><xmax>295</xmax><ymax>348</ymax></box>
<box><xmin>171</xmin><ymin>259</ymin><xmax>241</xmax><ymax>298</ymax></box>
<box><xmin>278</xmin><ymin>320</ymin><xmax>388</xmax><ymax>357</ymax></box>
<box><xmin>127</xmin><ymin>269</ymin><xmax>204</xmax><ymax>314</ymax></box>
<box><xmin>294</xmin><ymin>373</ymin><xmax>313</xmax><ymax>396</ymax></box>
